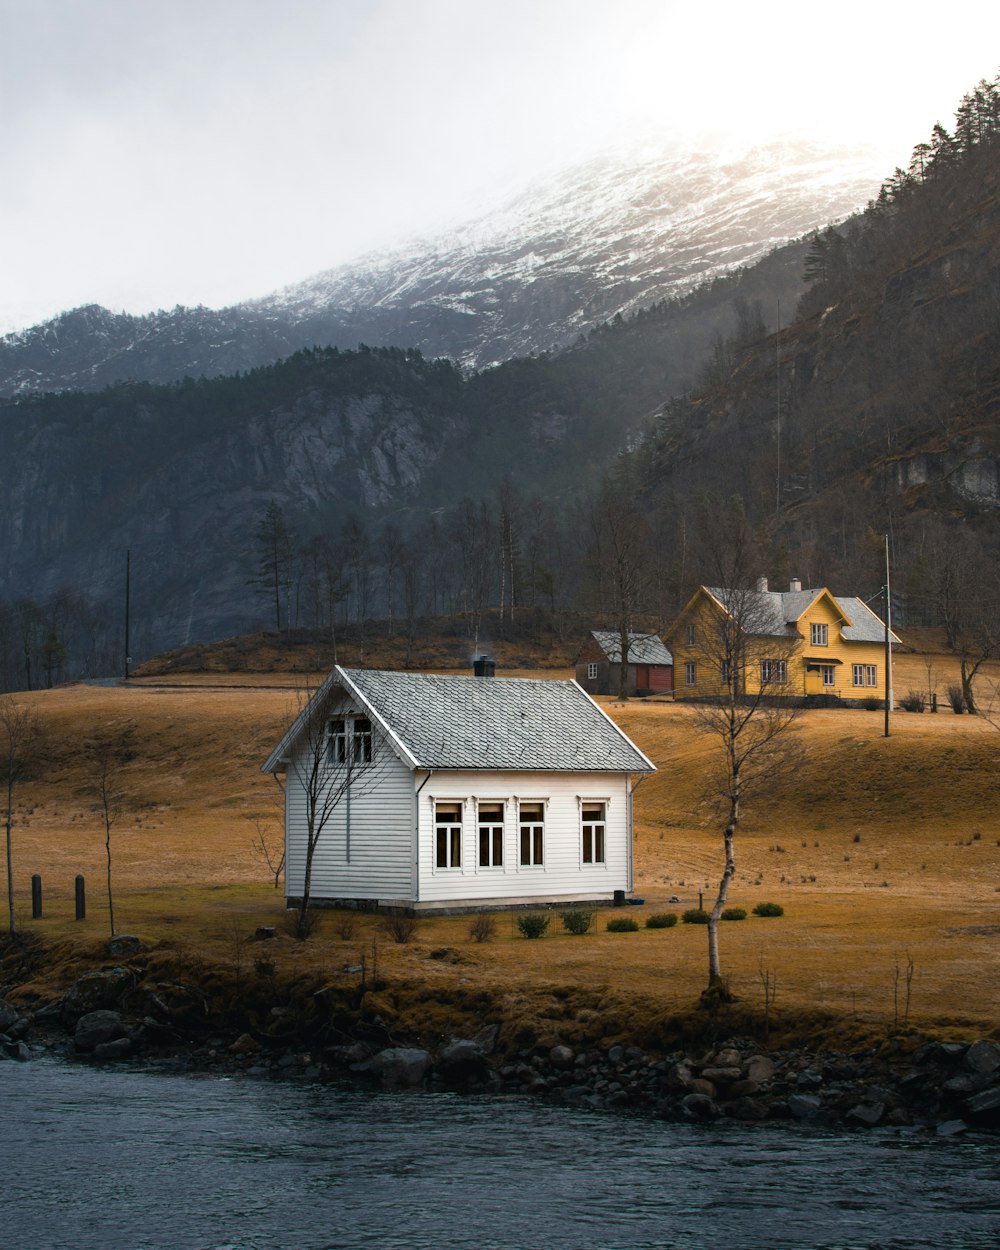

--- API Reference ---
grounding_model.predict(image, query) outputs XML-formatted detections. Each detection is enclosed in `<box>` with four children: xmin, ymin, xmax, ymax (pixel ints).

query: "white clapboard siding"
<box><xmin>417</xmin><ymin>770</ymin><xmax>631</xmax><ymax>902</ymax></box>
<box><xmin>284</xmin><ymin>739</ymin><xmax>414</xmax><ymax>901</ymax></box>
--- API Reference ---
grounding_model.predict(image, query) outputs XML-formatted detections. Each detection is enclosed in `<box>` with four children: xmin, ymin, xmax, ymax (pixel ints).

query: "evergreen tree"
<box><xmin>249</xmin><ymin>501</ymin><xmax>295</xmax><ymax>631</ymax></box>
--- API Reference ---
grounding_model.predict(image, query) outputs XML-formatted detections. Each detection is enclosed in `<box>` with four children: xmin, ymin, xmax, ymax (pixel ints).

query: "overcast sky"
<box><xmin>3</xmin><ymin>0</ymin><xmax>999</xmax><ymax>333</ymax></box>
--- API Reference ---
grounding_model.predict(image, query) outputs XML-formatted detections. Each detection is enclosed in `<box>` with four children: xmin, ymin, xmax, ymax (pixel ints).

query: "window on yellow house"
<box><xmin>852</xmin><ymin>664</ymin><xmax>878</xmax><ymax>687</ymax></box>
<box><xmin>810</xmin><ymin>623</ymin><xmax>829</xmax><ymax>646</ymax></box>
<box><xmin>684</xmin><ymin>661</ymin><xmax>697</xmax><ymax>686</ymax></box>
<box><xmin>761</xmin><ymin>659</ymin><xmax>787</xmax><ymax>684</ymax></box>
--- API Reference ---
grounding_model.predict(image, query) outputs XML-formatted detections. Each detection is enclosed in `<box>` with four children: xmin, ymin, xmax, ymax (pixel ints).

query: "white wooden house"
<box><xmin>261</xmin><ymin>665</ymin><xmax>655</xmax><ymax>913</ymax></box>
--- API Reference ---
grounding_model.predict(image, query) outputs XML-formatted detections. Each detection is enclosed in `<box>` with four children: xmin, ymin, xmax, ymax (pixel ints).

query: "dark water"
<box><xmin>1</xmin><ymin>1061</ymin><xmax>998</xmax><ymax>1250</ymax></box>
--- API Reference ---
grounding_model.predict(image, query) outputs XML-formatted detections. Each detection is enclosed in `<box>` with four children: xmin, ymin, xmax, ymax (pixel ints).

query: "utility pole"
<box><xmin>775</xmin><ymin>296</ymin><xmax>781</xmax><ymax>515</ymax></box>
<box><xmin>884</xmin><ymin>534</ymin><xmax>893</xmax><ymax>738</ymax></box>
<box><xmin>124</xmin><ymin>549</ymin><xmax>131</xmax><ymax>681</ymax></box>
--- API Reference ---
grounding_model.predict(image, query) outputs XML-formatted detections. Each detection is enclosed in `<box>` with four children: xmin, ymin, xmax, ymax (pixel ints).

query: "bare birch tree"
<box><xmin>688</xmin><ymin>503</ymin><xmax>803</xmax><ymax>998</ymax></box>
<box><xmin>84</xmin><ymin>722</ymin><xmax>137</xmax><ymax>938</ymax></box>
<box><xmin>1</xmin><ymin>697</ymin><xmax>46</xmax><ymax>934</ymax></box>
<box><xmin>285</xmin><ymin>691</ymin><xmax>390</xmax><ymax>939</ymax></box>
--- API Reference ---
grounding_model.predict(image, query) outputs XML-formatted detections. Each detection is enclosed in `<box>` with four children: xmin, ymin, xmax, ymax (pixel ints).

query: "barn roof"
<box><xmin>591</xmin><ymin>631</ymin><xmax>673</xmax><ymax>665</ymax></box>
<box><xmin>262</xmin><ymin>666</ymin><xmax>655</xmax><ymax>775</ymax></box>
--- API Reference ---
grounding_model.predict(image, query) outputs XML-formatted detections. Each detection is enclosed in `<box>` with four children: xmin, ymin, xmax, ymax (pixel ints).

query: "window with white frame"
<box><xmin>477</xmin><ymin>802</ymin><xmax>504</xmax><ymax>868</ymax></box>
<box><xmin>581</xmin><ymin>801</ymin><xmax>606</xmax><ymax>864</ymax></box>
<box><xmin>684</xmin><ymin>661</ymin><xmax>697</xmax><ymax>687</ymax></box>
<box><xmin>352</xmin><ymin>716</ymin><xmax>373</xmax><ymax>764</ymax></box>
<box><xmin>519</xmin><ymin>801</ymin><xmax>544</xmax><ymax>867</ymax></box>
<box><xmin>587</xmin><ymin>662</ymin><xmax>598</xmax><ymax>681</ymax></box>
<box><xmin>327</xmin><ymin>715</ymin><xmax>373</xmax><ymax>766</ymax></box>
<box><xmin>852</xmin><ymin>663</ymin><xmax>878</xmax><ymax>687</ymax></box>
<box><xmin>821</xmin><ymin>664</ymin><xmax>836</xmax><ymax>688</ymax></box>
<box><xmin>435</xmin><ymin>802</ymin><xmax>463</xmax><ymax>869</ymax></box>
<box><xmin>760</xmin><ymin>659</ymin><xmax>788</xmax><ymax>685</ymax></box>
<box><xmin>686</xmin><ymin>623</ymin><xmax>697</xmax><ymax>646</ymax></box>
<box><xmin>810</xmin><ymin>623</ymin><xmax>829</xmax><ymax>646</ymax></box>
<box><xmin>720</xmin><ymin>660</ymin><xmax>730</xmax><ymax>685</ymax></box>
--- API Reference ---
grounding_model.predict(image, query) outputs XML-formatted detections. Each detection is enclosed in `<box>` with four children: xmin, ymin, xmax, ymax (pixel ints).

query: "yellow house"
<box><xmin>667</xmin><ymin>577</ymin><xmax>900</xmax><ymax>702</ymax></box>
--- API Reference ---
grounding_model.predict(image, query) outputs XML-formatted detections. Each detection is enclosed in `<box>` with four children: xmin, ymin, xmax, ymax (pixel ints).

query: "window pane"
<box><xmin>436</xmin><ymin>828</ymin><xmax>448</xmax><ymax>868</ymax></box>
<box><xmin>450</xmin><ymin>828</ymin><xmax>461</xmax><ymax>867</ymax></box>
<box><xmin>492</xmin><ymin>827</ymin><xmax>503</xmax><ymax>866</ymax></box>
<box><xmin>533</xmin><ymin>828</ymin><xmax>543</xmax><ymax>864</ymax></box>
<box><xmin>520</xmin><ymin>827</ymin><xmax>531</xmax><ymax>865</ymax></box>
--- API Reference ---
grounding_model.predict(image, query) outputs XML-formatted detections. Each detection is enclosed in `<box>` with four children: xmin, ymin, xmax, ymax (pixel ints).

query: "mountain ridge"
<box><xmin>0</xmin><ymin>138</ymin><xmax>887</xmax><ymax>396</ymax></box>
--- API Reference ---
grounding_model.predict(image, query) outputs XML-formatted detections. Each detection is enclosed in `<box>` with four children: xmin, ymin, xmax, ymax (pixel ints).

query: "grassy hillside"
<box><xmin>4</xmin><ymin>667</ymin><xmax>998</xmax><ymax>1045</ymax></box>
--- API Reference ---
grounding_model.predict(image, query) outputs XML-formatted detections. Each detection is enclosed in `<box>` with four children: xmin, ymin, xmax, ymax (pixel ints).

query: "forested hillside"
<box><xmin>635</xmin><ymin>75</ymin><xmax>1000</xmax><ymax>626</ymax></box>
<box><xmin>0</xmin><ymin>242</ymin><xmax>808</xmax><ymax>685</ymax></box>
<box><xmin>3</xmin><ymin>76</ymin><xmax>1000</xmax><ymax>691</ymax></box>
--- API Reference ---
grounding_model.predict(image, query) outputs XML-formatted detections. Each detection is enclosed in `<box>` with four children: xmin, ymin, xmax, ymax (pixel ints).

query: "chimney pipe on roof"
<box><xmin>473</xmin><ymin>655</ymin><xmax>495</xmax><ymax>678</ymax></box>
<box><xmin>789</xmin><ymin>577</ymin><xmax>802</xmax><ymax>592</ymax></box>
<box><xmin>756</xmin><ymin>576</ymin><xmax>769</xmax><ymax>593</ymax></box>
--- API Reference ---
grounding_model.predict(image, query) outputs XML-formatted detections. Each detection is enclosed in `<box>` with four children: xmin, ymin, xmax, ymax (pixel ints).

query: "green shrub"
<box><xmin>645</xmin><ymin>912</ymin><xmax>678</xmax><ymax>929</ymax></box>
<box><xmin>682</xmin><ymin>908</ymin><xmax>710</xmax><ymax>924</ymax></box>
<box><xmin>752</xmin><ymin>901</ymin><xmax>785</xmax><ymax>917</ymax></box>
<box><xmin>560</xmin><ymin>909</ymin><xmax>594</xmax><ymax>935</ymax></box>
<box><xmin>721</xmin><ymin>906</ymin><xmax>747</xmax><ymax>921</ymax></box>
<box><xmin>517</xmin><ymin>913</ymin><xmax>550</xmax><ymax>939</ymax></box>
<box><xmin>606</xmin><ymin>916</ymin><xmax>640</xmax><ymax>932</ymax></box>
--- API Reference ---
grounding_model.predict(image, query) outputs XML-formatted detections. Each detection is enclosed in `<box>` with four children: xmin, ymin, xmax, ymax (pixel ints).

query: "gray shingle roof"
<box><xmin>705</xmin><ymin>586</ymin><xmax>900</xmax><ymax>644</ymax></box>
<box><xmin>591</xmin><ymin>631</ymin><xmax>673</xmax><ymax>665</ymax></box>
<box><xmin>263</xmin><ymin>667</ymin><xmax>654</xmax><ymax>774</ymax></box>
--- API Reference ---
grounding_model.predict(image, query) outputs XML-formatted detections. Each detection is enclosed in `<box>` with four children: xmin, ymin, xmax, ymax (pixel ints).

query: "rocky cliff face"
<box><xmin>0</xmin><ymin>139</ymin><xmax>887</xmax><ymax>396</ymax></box>
<box><xmin>0</xmin><ymin>350</ymin><xmax>465</xmax><ymax>653</ymax></box>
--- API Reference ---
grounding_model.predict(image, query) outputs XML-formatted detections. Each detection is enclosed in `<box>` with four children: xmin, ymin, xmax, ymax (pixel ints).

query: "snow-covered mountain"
<box><xmin>0</xmin><ymin>137</ymin><xmax>890</xmax><ymax>395</ymax></box>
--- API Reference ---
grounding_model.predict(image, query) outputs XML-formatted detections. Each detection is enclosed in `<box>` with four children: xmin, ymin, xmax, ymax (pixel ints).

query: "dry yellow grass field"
<box><xmin>4</xmin><ymin>660</ymin><xmax>999</xmax><ymax>1045</ymax></box>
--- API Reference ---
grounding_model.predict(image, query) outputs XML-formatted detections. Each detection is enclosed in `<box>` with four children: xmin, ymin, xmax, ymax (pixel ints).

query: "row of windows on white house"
<box><xmin>433</xmin><ymin>799</ymin><xmax>608</xmax><ymax>871</ymax></box>
<box><xmin>683</xmin><ymin>661</ymin><xmax>879</xmax><ymax>687</ymax></box>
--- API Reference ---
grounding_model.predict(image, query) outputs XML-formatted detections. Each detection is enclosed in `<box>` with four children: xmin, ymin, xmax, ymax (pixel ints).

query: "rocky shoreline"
<box><xmin>2</xmin><ymin>937</ymin><xmax>999</xmax><ymax>1137</ymax></box>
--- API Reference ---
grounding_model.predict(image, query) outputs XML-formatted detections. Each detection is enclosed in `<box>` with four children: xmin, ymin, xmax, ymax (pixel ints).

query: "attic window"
<box><xmin>686</xmin><ymin>624</ymin><xmax>696</xmax><ymax>646</ymax></box>
<box><xmin>810</xmin><ymin>623</ymin><xmax>829</xmax><ymax>646</ymax></box>
<box><xmin>327</xmin><ymin>715</ymin><xmax>373</xmax><ymax>767</ymax></box>
<box><xmin>587</xmin><ymin>662</ymin><xmax>598</xmax><ymax>681</ymax></box>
